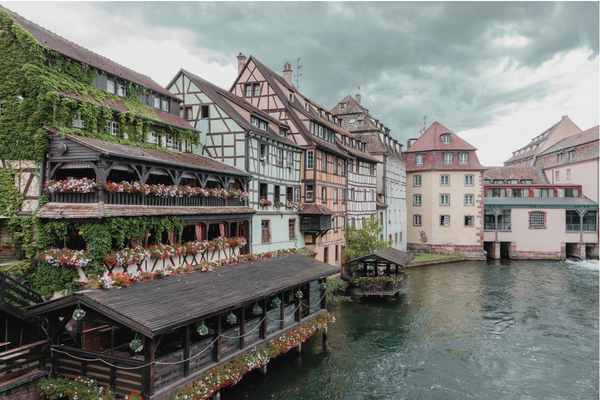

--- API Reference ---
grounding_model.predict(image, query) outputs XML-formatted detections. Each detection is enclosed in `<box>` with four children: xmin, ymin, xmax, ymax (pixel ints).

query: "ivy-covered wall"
<box><xmin>0</xmin><ymin>8</ymin><xmax>199</xmax><ymax>164</ymax></box>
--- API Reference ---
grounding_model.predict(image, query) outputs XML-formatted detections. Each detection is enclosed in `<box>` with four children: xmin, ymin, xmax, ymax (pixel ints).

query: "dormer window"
<box><xmin>416</xmin><ymin>154</ymin><xmax>424</xmax><ymax>166</ymax></box>
<box><xmin>117</xmin><ymin>84</ymin><xmax>126</xmax><ymax>97</ymax></box>
<box><xmin>349</xmin><ymin>118</ymin><xmax>356</xmax><ymax>124</ymax></box>
<box><xmin>166</xmin><ymin>134</ymin><xmax>180</xmax><ymax>150</ymax></box>
<box><xmin>154</xmin><ymin>97</ymin><xmax>160</xmax><ymax>109</ymax></box>
<box><xmin>340</xmin><ymin>103</ymin><xmax>346</xmax><ymax>109</ymax></box>
<box><xmin>72</xmin><ymin>113</ymin><xmax>86</xmax><ymax>130</ymax></box>
<box><xmin>459</xmin><ymin>153</ymin><xmax>468</xmax><ymax>164</ymax></box>
<box><xmin>147</xmin><ymin>131</ymin><xmax>158</xmax><ymax>145</ymax></box>
<box><xmin>107</xmin><ymin>80</ymin><xmax>115</xmax><ymax>94</ymax></box>
<box><xmin>441</xmin><ymin>134</ymin><xmax>450</xmax><ymax>144</ymax></box>
<box><xmin>304</xmin><ymin>102</ymin><xmax>308</xmax><ymax>110</ymax></box>
<box><xmin>319</xmin><ymin>109</ymin><xmax>323</xmax><ymax>118</ymax></box>
<box><xmin>106</xmin><ymin>120</ymin><xmax>119</xmax><ymax>137</ymax></box>
<box><xmin>279</xmin><ymin>128</ymin><xmax>287</xmax><ymax>137</ymax></box>
<box><xmin>444</xmin><ymin>153</ymin><xmax>453</xmax><ymax>164</ymax></box>
<box><xmin>251</xmin><ymin>116</ymin><xmax>268</xmax><ymax>130</ymax></box>
<box><xmin>161</xmin><ymin>99</ymin><xmax>169</xmax><ymax>112</ymax></box>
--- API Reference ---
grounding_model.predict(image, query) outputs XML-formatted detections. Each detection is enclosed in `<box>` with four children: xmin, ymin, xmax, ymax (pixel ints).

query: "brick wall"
<box><xmin>0</xmin><ymin>375</ymin><xmax>45</xmax><ymax>400</ymax></box>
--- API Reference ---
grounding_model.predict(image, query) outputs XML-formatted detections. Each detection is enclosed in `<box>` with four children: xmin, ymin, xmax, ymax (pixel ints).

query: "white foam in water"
<box><xmin>566</xmin><ymin>258</ymin><xmax>600</xmax><ymax>271</ymax></box>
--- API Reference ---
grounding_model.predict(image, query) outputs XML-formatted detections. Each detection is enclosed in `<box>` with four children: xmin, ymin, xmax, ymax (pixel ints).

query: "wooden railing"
<box><xmin>0</xmin><ymin>340</ymin><xmax>47</xmax><ymax>387</ymax></box>
<box><xmin>49</xmin><ymin>192</ymin><xmax>245</xmax><ymax>207</ymax></box>
<box><xmin>354</xmin><ymin>279</ymin><xmax>407</xmax><ymax>296</ymax></box>
<box><xmin>51</xmin><ymin>345</ymin><xmax>146</xmax><ymax>397</ymax></box>
<box><xmin>0</xmin><ymin>272</ymin><xmax>44</xmax><ymax>310</ymax></box>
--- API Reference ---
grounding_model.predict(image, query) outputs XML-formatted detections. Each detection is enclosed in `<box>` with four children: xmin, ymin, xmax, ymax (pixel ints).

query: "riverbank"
<box><xmin>405</xmin><ymin>253</ymin><xmax>466</xmax><ymax>267</ymax></box>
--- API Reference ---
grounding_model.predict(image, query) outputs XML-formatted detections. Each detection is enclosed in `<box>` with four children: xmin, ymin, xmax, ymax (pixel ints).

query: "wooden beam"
<box><xmin>240</xmin><ymin>307</ymin><xmax>245</xmax><ymax>350</ymax></box>
<box><xmin>215</xmin><ymin>315</ymin><xmax>222</xmax><ymax>363</ymax></box>
<box><xmin>184</xmin><ymin>325</ymin><xmax>190</xmax><ymax>377</ymax></box>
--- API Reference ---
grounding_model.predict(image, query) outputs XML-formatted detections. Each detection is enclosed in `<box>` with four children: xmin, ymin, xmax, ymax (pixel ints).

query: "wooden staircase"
<box><xmin>0</xmin><ymin>271</ymin><xmax>44</xmax><ymax>326</ymax></box>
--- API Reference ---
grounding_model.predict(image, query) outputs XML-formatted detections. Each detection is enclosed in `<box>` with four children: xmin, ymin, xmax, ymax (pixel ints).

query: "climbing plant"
<box><xmin>0</xmin><ymin>167</ymin><xmax>23</xmax><ymax>216</ymax></box>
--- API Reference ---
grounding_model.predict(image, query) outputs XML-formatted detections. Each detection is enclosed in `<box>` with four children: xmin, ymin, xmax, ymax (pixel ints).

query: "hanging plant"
<box><xmin>226</xmin><ymin>313</ymin><xmax>237</xmax><ymax>325</ymax></box>
<box><xmin>320</xmin><ymin>282</ymin><xmax>327</xmax><ymax>290</ymax></box>
<box><xmin>197</xmin><ymin>324</ymin><xmax>209</xmax><ymax>336</ymax></box>
<box><xmin>130</xmin><ymin>339</ymin><xmax>143</xmax><ymax>353</ymax></box>
<box><xmin>271</xmin><ymin>297</ymin><xmax>281</xmax><ymax>308</ymax></box>
<box><xmin>295</xmin><ymin>290</ymin><xmax>303</xmax><ymax>299</ymax></box>
<box><xmin>252</xmin><ymin>304</ymin><xmax>263</xmax><ymax>315</ymax></box>
<box><xmin>72</xmin><ymin>306</ymin><xmax>86</xmax><ymax>320</ymax></box>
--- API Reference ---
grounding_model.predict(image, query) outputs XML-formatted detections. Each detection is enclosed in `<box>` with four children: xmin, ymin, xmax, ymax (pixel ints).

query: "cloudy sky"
<box><xmin>4</xmin><ymin>1</ymin><xmax>598</xmax><ymax>166</ymax></box>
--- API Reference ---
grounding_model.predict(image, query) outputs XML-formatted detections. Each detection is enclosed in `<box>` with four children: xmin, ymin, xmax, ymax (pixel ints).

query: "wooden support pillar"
<box><xmin>280</xmin><ymin>292</ymin><xmax>285</xmax><ymax>330</ymax></box>
<box><xmin>296</xmin><ymin>288</ymin><xmax>302</xmax><ymax>323</ymax></box>
<box><xmin>184</xmin><ymin>325</ymin><xmax>190</xmax><ymax>377</ymax></box>
<box><xmin>320</xmin><ymin>279</ymin><xmax>327</xmax><ymax>310</ymax></box>
<box><xmin>76</xmin><ymin>319</ymin><xmax>83</xmax><ymax>349</ymax></box>
<box><xmin>261</xmin><ymin>298</ymin><xmax>268</xmax><ymax>339</ymax></box>
<box><xmin>240</xmin><ymin>307</ymin><xmax>245</xmax><ymax>350</ymax></box>
<box><xmin>143</xmin><ymin>336</ymin><xmax>156</xmax><ymax>397</ymax></box>
<box><xmin>215</xmin><ymin>315</ymin><xmax>222</xmax><ymax>362</ymax></box>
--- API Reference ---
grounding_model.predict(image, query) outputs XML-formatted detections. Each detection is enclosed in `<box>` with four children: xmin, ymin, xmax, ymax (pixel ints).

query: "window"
<box><xmin>253</xmin><ymin>83</ymin><xmax>260</xmax><ymax>97</ymax></box>
<box><xmin>333</xmin><ymin>188</ymin><xmax>338</xmax><ymax>203</ymax></box>
<box><xmin>201</xmin><ymin>105</ymin><xmax>209</xmax><ymax>119</ymax></box>
<box><xmin>464</xmin><ymin>216</ymin><xmax>474</xmax><ymax>226</ymax></box>
<box><xmin>259</xmin><ymin>183</ymin><xmax>268</xmax><ymax>200</ymax></box>
<box><xmin>0</xmin><ymin>102</ymin><xmax>4</xmax><ymax>116</ymax></box>
<box><xmin>322</xmin><ymin>153</ymin><xmax>327</xmax><ymax>172</ymax></box>
<box><xmin>440</xmin><ymin>194</ymin><xmax>450</xmax><ymax>206</ymax></box>
<box><xmin>333</xmin><ymin>217</ymin><xmax>337</xmax><ymax>232</ymax></box>
<box><xmin>286</xmin><ymin>187</ymin><xmax>294</xmax><ymax>202</ymax></box>
<box><xmin>459</xmin><ymin>153</ymin><xmax>468</xmax><ymax>164</ymax></box>
<box><xmin>245</xmin><ymin>84</ymin><xmax>252</xmax><ymax>97</ymax></box>
<box><xmin>341</xmin><ymin>159</ymin><xmax>346</xmax><ymax>176</ymax></box>
<box><xmin>539</xmin><ymin>189</ymin><xmax>555</xmax><ymax>197</ymax></box>
<box><xmin>72</xmin><ymin>113</ymin><xmax>86</xmax><ymax>129</ymax></box>
<box><xmin>441</xmin><ymin>134</ymin><xmax>450</xmax><ymax>144</ymax></box>
<box><xmin>568</xmin><ymin>150</ymin><xmax>575</xmax><ymax>160</ymax></box>
<box><xmin>440</xmin><ymin>215</ymin><xmax>450</xmax><ymax>226</ymax></box>
<box><xmin>162</xmin><ymin>99</ymin><xmax>169</xmax><ymax>112</ymax></box>
<box><xmin>487</xmin><ymin>188</ymin><xmax>506</xmax><ymax>197</ymax></box>
<box><xmin>349</xmin><ymin>118</ymin><xmax>356</xmax><ymax>124</ymax></box>
<box><xmin>335</xmin><ymin>245</ymin><xmax>339</xmax><ymax>262</ymax></box>
<box><xmin>280</xmin><ymin>128</ymin><xmax>287</xmax><ymax>137</ymax></box>
<box><xmin>289</xmin><ymin>219</ymin><xmax>296</xmax><ymax>240</ymax></box>
<box><xmin>369</xmin><ymin>164</ymin><xmax>374</xmax><ymax>176</ymax></box>
<box><xmin>465</xmin><ymin>194</ymin><xmax>474</xmax><ymax>205</ymax></box>
<box><xmin>529</xmin><ymin>211</ymin><xmax>546</xmax><ymax>229</ymax></box>
<box><xmin>324</xmin><ymin>247</ymin><xmax>329</xmax><ymax>264</ymax></box>
<box><xmin>106</xmin><ymin>120</ymin><xmax>119</xmax><ymax>137</ymax></box>
<box><xmin>557</xmin><ymin>153</ymin><xmax>563</xmax><ymax>163</ymax></box>
<box><xmin>117</xmin><ymin>84</ymin><xmax>126</xmax><ymax>97</ymax></box>
<box><xmin>395</xmin><ymin>233</ymin><xmax>398</xmax><ymax>244</ymax></box>
<box><xmin>342</xmin><ymin>189</ymin><xmax>346</xmax><ymax>202</ymax></box>
<box><xmin>529</xmin><ymin>159</ymin><xmax>533</xmax><ymax>166</ymax></box>
<box><xmin>185</xmin><ymin>107</ymin><xmax>194</xmax><ymax>120</ymax></box>
<box><xmin>444</xmin><ymin>153</ymin><xmax>452</xmax><ymax>164</ymax></box>
<box><xmin>440</xmin><ymin>175</ymin><xmax>449</xmax><ymax>186</ymax></box>
<box><xmin>333</xmin><ymin>157</ymin><xmax>338</xmax><ymax>174</ymax></box>
<box><xmin>484</xmin><ymin>210</ymin><xmax>511</xmax><ymax>231</ymax></box>
<box><xmin>555</xmin><ymin>171</ymin><xmax>560</xmax><ymax>181</ymax></box>
<box><xmin>107</xmin><ymin>80</ymin><xmax>115</xmax><ymax>94</ymax></box>
<box><xmin>153</xmin><ymin>97</ymin><xmax>160</xmax><ymax>109</ymax></box>
<box><xmin>277</xmin><ymin>149</ymin><xmax>283</xmax><ymax>166</ymax></box>
<box><xmin>306</xmin><ymin>150</ymin><xmax>314</xmax><ymax>169</ymax></box>
<box><xmin>509</xmin><ymin>179</ymin><xmax>518</xmax><ymax>184</ymax></box>
<box><xmin>321</xmin><ymin>187</ymin><xmax>327</xmax><ymax>202</ymax></box>
<box><xmin>261</xmin><ymin>220</ymin><xmax>271</xmax><ymax>243</ymax></box>
<box><xmin>566</xmin><ymin>210</ymin><xmax>597</xmax><ymax>232</ymax></box>
<box><xmin>465</xmin><ymin>175</ymin><xmax>473</xmax><ymax>186</ymax></box>
<box><xmin>567</xmin><ymin>169</ymin><xmax>571</xmax><ymax>179</ymax></box>
<box><xmin>274</xmin><ymin>185</ymin><xmax>280</xmax><ymax>203</ymax></box>
<box><xmin>306</xmin><ymin>185</ymin><xmax>314</xmax><ymax>201</ymax></box>
<box><xmin>287</xmin><ymin>152</ymin><xmax>293</xmax><ymax>167</ymax></box>
<box><xmin>413</xmin><ymin>175</ymin><xmax>422</xmax><ymax>186</ymax></box>
<box><xmin>147</xmin><ymin>131</ymin><xmax>158</xmax><ymax>145</ymax></box>
<box><xmin>260</xmin><ymin>144</ymin><xmax>268</xmax><ymax>162</ymax></box>
<box><xmin>295</xmin><ymin>188</ymin><xmax>300</xmax><ymax>202</ymax></box>
<box><xmin>416</xmin><ymin>155</ymin><xmax>424</xmax><ymax>166</ymax></box>
<box><xmin>413</xmin><ymin>194</ymin><xmax>422</xmax><ymax>206</ymax></box>
<box><xmin>522</xmin><ymin>179</ymin><xmax>532</xmax><ymax>184</ymax></box>
<box><xmin>166</xmin><ymin>134</ymin><xmax>179</xmax><ymax>150</ymax></box>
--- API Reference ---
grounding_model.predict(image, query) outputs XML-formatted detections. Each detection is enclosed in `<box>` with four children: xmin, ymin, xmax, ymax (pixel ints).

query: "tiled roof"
<box><xmin>1</xmin><ymin>6</ymin><xmax>175</xmax><ymax>99</ymax></box>
<box><xmin>484</xmin><ymin>167</ymin><xmax>549</xmax><ymax>184</ymax></box>
<box><xmin>336</xmin><ymin>138</ymin><xmax>380</xmax><ymax>163</ymax></box>
<box><xmin>404</xmin><ymin>149</ymin><xmax>485</xmax><ymax>171</ymax></box>
<box><xmin>60</xmin><ymin>93</ymin><xmax>194</xmax><ymax>131</ymax></box>
<box><xmin>36</xmin><ymin>203</ymin><xmax>255</xmax><ymax>219</ymax></box>
<box><xmin>503</xmin><ymin>121</ymin><xmax>560</xmax><ymax>163</ymax></box>
<box><xmin>298</xmin><ymin>204</ymin><xmax>334</xmax><ymax>215</ymax></box>
<box><xmin>404</xmin><ymin>122</ymin><xmax>477</xmax><ymax>153</ymax></box>
<box><xmin>359</xmin><ymin>132</ymin><xmax>405</xmax><ymax>161</ymax></box>
<box><xmin>44</xmin><ymin>127</ymin><xmax>249</xmax><ymax>176</ymax></box>
<box><xmin>174</xmin><ymin>70</ymin><xmax>299</xmax><ymax>148</ymax></box>
<box><xmin>484</xmin><ymin>197</ymin><xmax>598</xmax><ymax>208</ymax></box>
<box><xmin>538</xmin><ymin>125</ymin><xmax>599</xmax><ymax>156</ymax></box>
<box><xmin>347</xmin><ymin>247</ymin><xmax>415</xmax><ymax>267</ymax></box>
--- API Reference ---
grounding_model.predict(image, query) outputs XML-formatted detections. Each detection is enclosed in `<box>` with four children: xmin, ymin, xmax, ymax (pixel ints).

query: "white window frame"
<box><xmin>72</xmin><ymin>113</ymin><xmax>86</xmax><ymax>129</ymax></box>
<box><xmin>245</xmin><ymin>84</ymin><xmax>252</xmax><ymax>97</ymax></box>
<box><xmin>465</xmin><ymin>175</ymin><xmax>474</xmax><ymax>186</ymax></box>
<box><xmin>440</xmin><ymin>175</ymin><xmax>450</xmax><ymax>186</ymax></box>
<box><xmin>440</xmin><ymin>215</ymin><xmax>450</xmax><ymax>226</ymax></box>
<box><xmin>459</xmin><ymin>153</ymin><xmax>468</xmax><ymax>164</ymax></box>
<box><xmin>306</xmin><ymin>150</ymin><xmax>314</xmax><ymax>169</ymax></box>
<box><xmin>414</xmin><ymin>194</ymin><xmax>422</xmax><ymax>206</ymax></box>
<box><xmin>153</xmin><ymin>97</ymin><xmax>160</xmax><ymax>109</ymax></box>
<box><xmin>277</xmin><ymin>149</ymin><xmax>283</xmax><ymax>166</ymax></box>
<box><xmin>117</xmin><ymin>84</ymin><xmax>126</xmax><ymax>97</ymax></box>
<box><xmin>413</xmin><ymin>214</ymin><xmax>422</xmax><ymax>226</ymax></box>
<box><xmin>416</xmin><ymin>154</ymin><xmax>424</xmax><ymax>166</ymax></box>
<box><xmin>464</xmin><ymin>194</ymin><xmax>474</xmax><ymax>206</ymax></box>
<box><xmin>147</xmin><ymin>131</ymin><xmax>158</xmax><ymax>145</ymax></box>
<box><xmin>414</xmin><ymin>175</ymin><xmax>422</xmax><ymax>186</ymax></box>
<box><xmin>440</xmin><ymin>194</ymin><xmax>450</xmax><ymax>206</ymax></box>
<box><xmin>107</xmin><ymin>80</ymin><xmax>115</xmax><ymax>94</ymax></box>
<box><xmin>161</xmin><ymin>99</ymin><xmax>169</xmax><ymax>112</ymax></box>
<box><xmin>444</xmin><ymin>153</ymin><xmax>452</xmax><ymax>164</ymax></box>
<box><xmin>442</xmin><ymin>134</ymin><xmax>450</xmax><ymax>144</ymax></box>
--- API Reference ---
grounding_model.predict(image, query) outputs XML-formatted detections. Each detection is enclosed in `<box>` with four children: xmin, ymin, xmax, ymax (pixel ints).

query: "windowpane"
<box><xmin>414</xmin><ymin>175</ymin><xmax>422</xmax><ymax>186</ymax></box>
<box><xmin>459</xmin><ymin>153</ymin><xmax>468</xmax><ymax>164</ymax></box>
<box><xmin>245</xmin><ymin>84</ymin><xmax>252</xmax><ymax>97</ymax></box>
<box><xmin>465</xmin><ymin>194</ymin><xmax>473</xmax><ymax>205</ymax></box>
<box><xmin>253</xmin><ymin>83</ymin><xmax>260</xmax><ymax>96</ymax></box>
<box><xmin>444</xmin><ymin>154</ymin><xmax>452</xmax><ymax>164</ymax></box>
<box><xmin>414</xmin><ymin>194</ymin><xmax>421</xmax><ymax>205</ymax></box>
<box><xmin>465</xmin><ymin>175</ymin><xmax>473</xmax><ymax>186</ymax></box>
<box><xmin>441</xmin><ymin>175</ymin><xmax>449</xmax><ymax>186</ymax></box>
<box><xmin>440</xmin><ymin>194</ymin><xmax>449</xmax><ymax>205</ymax></box>
<box><xmin>307</xmin><ymin>150</ymin><xmax>314</xmax><ymax>169</ymax></box>
<box><xmin>529</xmin><ymin>212</ymin><xmax>545</xmax><ymax>229</ymax></box>
<box><xmin>416</xmin><ymin>155</ymin><xmax>424</xmax><ymax>165</ymax></box>
<box><xmin>107</xmin><ymin>80</ymin><xmax>115</xmax><ymax>93</ymax></box>
<box><xmin>440</xmin><ymin>215</ymin><xmax>450</xmax><ymax>226</ymax></box>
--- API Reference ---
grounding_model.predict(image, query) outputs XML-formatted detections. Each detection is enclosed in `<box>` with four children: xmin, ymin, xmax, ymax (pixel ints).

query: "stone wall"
<box><xmin>407</xmin><ymin>243</ymin><xmax>486</xmax><ymax>260</ymax></box>
<box><xmin>511</xmin><ymin>242</ymin><xmax>566</xmax><ymax>260</ymax></box>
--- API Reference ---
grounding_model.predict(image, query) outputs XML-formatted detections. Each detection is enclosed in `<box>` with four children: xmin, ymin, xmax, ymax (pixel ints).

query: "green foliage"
<box><xmin>6</xmin><ymin>215</ymin><xmax>37</xmax><ymax>260</ymax></box>
<box><xmin>29</xmin><ymin>261</ymin><xmax>80</xmax><ymax>299</ymax></box>
<box><xmin>0</xmin><ymin>8</ymin><xmax>198</xmax><ymax>162</ymax></box>
<box><xmin>326</xmin><ymin>277</ymin><xmax>352</xmax><ymax>305</ymax></box>
<box><xmin>39</xmin><ymin>375</ymin><xmax>116</xmax><ymax>400</ymax></box>
<box><xmin>342</xmin><ymin>214</ymin><xmax>392</xmax><ymax>267</ymax></box>
<box><xmin>0</xmin><ymin>167</ymin><xmax>23</xmax><ymax>216</ymax></box>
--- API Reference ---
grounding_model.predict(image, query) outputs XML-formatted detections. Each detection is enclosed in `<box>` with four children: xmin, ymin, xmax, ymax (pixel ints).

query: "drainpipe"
<box><xmin>38</xmin><ymin>159</ymin><xmax>46</xmax><ymax>200</ymax></box>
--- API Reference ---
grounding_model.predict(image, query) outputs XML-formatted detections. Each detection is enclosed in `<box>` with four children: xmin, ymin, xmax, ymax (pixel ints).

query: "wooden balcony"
<box><xmin>48</xmin><ymin>192</ymin><xmax>245</xmax><ymax>207</ymax></box>
<box><xmin>353</xmin><ymin>278</ymin><xmax>407</xmax><ymax>297</ymax></box>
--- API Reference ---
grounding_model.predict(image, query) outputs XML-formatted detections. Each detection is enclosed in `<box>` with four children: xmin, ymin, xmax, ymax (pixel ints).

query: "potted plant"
<box><xmin>274</xmin><ymin>201</ymin><xmax>285</xmax><ymax>209</ymax></box>
<box><xmin>176</xmin><ymin>265</ymin><xmax>187</xmax><ymax>274</ymax></box>
<box><xmin>164</xmin><ymin>264</ymin><xmax>177</xmax><ymax>276</ymax></box>
<box><xmin>259</xmin><ymin>198</ymin><xmax>272</xmax><ymax>207</ymax></box>
<box><xmin>83</xmin><ymin>277</ymin><xmax>102</xmax><ymax>290</ymax></box>
<box><xmin>139</xmin><ymin>270</ymin><xmax>153</xmax><ymax>281</ymax></box>
<box><xmin>153</xmin><ymin>269</ymin><xmax>165</xmax><ymax>279</ymax></box>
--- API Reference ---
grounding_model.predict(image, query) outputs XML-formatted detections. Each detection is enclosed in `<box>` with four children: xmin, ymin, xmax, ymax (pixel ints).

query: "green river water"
<box><xmin>221</xmin><ymin>259</ymin><xmax>599</xmax><ymax>400</ymax></box>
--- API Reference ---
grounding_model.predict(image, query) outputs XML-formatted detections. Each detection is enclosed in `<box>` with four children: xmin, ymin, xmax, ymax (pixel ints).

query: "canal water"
<box><xmin>222</xmin><ymin>259</ymin><xmax>599</xmax><ymax>399</ymax></box>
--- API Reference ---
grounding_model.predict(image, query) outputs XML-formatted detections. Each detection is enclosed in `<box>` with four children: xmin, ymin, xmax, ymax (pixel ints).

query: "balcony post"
<box><xmin>575</xmin><ymin>208</ymin><xmax>588</xmax><ymax>243</ymax></box>
<box><xmin>490</xmin><ymin>207</ymin><xmax>503</xmax><ymax>242</ymax></box>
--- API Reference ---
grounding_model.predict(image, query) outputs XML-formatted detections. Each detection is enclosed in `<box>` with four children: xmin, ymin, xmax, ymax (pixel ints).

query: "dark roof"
<box><xmin>405</xmin><ymin>122</ymin><xmax>477</xmax><ymax>153</ymax></box>
<box><xmin>36</xmin><ymin>203</ymin><xmax>255</xmax><ymax>219</ymax></box>
<box><xmin>484</xmin><ymin>167</ymin><xmax>549</xmax><ymax>184</ymax></box>
<box><xmin>25</xmin><ymin>254</ymin><xmax>339</xmax><ymax>336</ymax></box>
<box><xmin>359</xmin><ymin>132</ymin><xmax>405</xmax><ymax>161</ymax></box>
<box><xmin>535</xmin><ymin>126</ymin><xmax>599</xmax><ymax>169</ymax></box>
<box><xmin>404</xmin><ymin>151</ymin><xmax>486</xmax><ymax>172</ymax></box>
<box><xmin>538</xmin><ymin>125</ymin><xmax>598</xmax><ymax>155</ymax></box>
<box><xmin>45</xmin><ymin>127</ymin><xmax>249</xmax><ymax>176</ymax></box>
<box><xmin>1</xmin><ymin>6</ymin><xmax>175</xmax><ymax>99</ymax></box>
<box><xmin>172</xmin><ymin>70</ymin><xmax>300</xmax><ymax>148</ymax></box>
<box><xmin>484</xmin><ymin>197</ymin><xmax>598</xmax><ymax>208</ymax></box>
<box><xmin>298</xmin><ymin>204</ymin><xmax>334</xmax><ymax>215</ymax></box>
<box><xmin>336</xmin><ymin>138</ymin><xmax>381</xmax><ymax>163</ymax></box>
<box><xmin>346</xmin><ymin>247</ymin><xmax>415</xmax><ymax>266</ymax></box>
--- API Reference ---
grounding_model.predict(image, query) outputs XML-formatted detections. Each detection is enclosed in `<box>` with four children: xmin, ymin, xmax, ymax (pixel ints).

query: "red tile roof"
<box><xmin>1</xmin><ymin>6</ymin><xmax>176</xmax><ymax>99</ymax></box>
<box><xmin>404</xmin><ymin>122</ymin><xmax>477</xmax><ymax>153</ymax></box>
<box><xmin>298</xmin><ymin>204</ymin><xmax>334</xmax><ymax>215</ymax></box>
<box><xmin>36</xmin><ymin>203</ymin><xmax>255</xmax><ymax>219</ymax></box>
<box><xmin>44</xmin><ymin>126</ymin><xmax>249</xmax><ymax>176</ymax></box>
<box><xmin>484</xmin><ymin>166</ymin><xmax>549</xmax><ymax>184</ymax></box>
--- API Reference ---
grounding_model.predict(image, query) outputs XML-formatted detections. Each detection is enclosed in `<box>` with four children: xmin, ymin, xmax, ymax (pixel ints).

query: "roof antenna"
<box><xmin>419</xmin><ymin>115</ymin><xmax>427</xmax><ymax>135</ymax></box>
<box><xmin>294</xmin><ymin>57</ymin><xmax>302</xmax><ymax>89</ymax></box>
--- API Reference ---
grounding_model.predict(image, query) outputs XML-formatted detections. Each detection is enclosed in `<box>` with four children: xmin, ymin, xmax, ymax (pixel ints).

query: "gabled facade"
<box><xmin>535</xmin><ymin>125</ymin><xmax>599</xmax><ymax>203</ymax></box>
<box><xmin>503</xmin><ymin>115</ymin><xmax>582</xmax><ymax>166</ymax></box>
<box><xmin>166</xmin><ymin>69</ymin><xmax>305</xmax><ymax>253</ymax></box>
<box><xmin>229</xmin><ymin>55</ymin><xmax>375</xmax><ymax>266</ymax></box>
<box><xmin>404</xmin><ymin>122</ymin><xmax>486</xmax><ymax>259</ymax></box>
<box><xmin>331</xmin><ymin>94</ymin><xmax>407</xmax><ymax>250</ymax></box>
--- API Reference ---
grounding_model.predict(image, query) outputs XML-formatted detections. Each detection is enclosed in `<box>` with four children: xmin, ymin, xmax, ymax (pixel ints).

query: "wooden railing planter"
<box><xmin>242</xmin><ymin>318</ymin><xmax>262</xmax><ymax>347</ymax></box>
<box><xmin>354</xmin><ymin>279</ymin><xmax>407</xmax><ymax>297</ymax></box>
<box><xmin>220</xmin><ymin>327</ymin><xmax>241</xmax><ymax>360</ymax></box>
<box><xmin>0</xmin><ymin>340</ymin><xmax>47</xmax><ymax>387</ymax></box>
<box><xmin>51</xmin><ymin>345</ymin><xmax>145</xmax><ymax>397</ymax></box>
<box><xmin>49</xmin><ymin>192</ymin><xmax>96</xmax><ymax>204</ymax></box>
<box><xmin>48</xmin><ymin>191</ymin><xmax>246</xmax><ymax>207</ymax></box>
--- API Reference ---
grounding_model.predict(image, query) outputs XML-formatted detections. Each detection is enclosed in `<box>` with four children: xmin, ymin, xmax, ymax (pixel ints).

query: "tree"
<box><xmin>342</xmin><ymin>213</ymin><xmax>392</xmax><ymax>264</ymax></box>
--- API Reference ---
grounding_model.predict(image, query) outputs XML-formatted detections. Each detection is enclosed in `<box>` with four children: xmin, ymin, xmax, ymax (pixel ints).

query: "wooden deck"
<box><xmin>354</xmin><ymin>279</ymin><xmax>407</xmax><ymax>297</ymax></box>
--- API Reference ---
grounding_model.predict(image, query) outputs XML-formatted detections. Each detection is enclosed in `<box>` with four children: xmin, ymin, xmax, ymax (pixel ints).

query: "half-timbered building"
<box><xmin>331</xmin><ymin>94</ymin><xmax>407</xmax><ymax>250</ymax></box>
<box><xmin>229</xmin><ymin>55</ymin><xmax>360</xmax><ymax>265</ymax></box>
<box><xmin>166</xmin><ymin>69</ymin><xmax>305</xmax><ymax>253</ymax></box>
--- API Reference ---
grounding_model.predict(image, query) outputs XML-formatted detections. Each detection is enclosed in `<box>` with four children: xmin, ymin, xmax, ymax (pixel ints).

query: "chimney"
<box><xmin>356</xmin><ymin>93</ymin><xmax>361</xmax><ymax>105</ymax></box>
<box><xmin>282</xmin><ymin>63</ymin><xmax>292</xmax><ymax>86</ymax></box>
<box><xmin>236</xmin><ymin>53</ymin><xmax>246</xmax><ymax>75</ymax></box>
<box><xmin>407</xmin><ymin>138</ymin><xmax>418</xmax><ymax>149</ymax></box>
<box><xmin>562</xmin><ymin>115</ymin><xmax>568</xmax><ymax>119</ymax></box>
